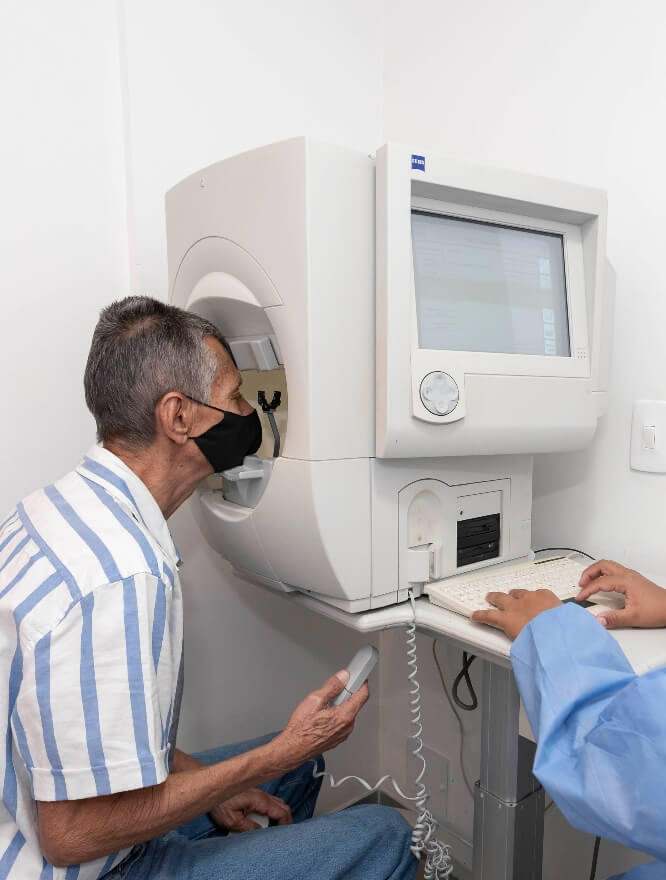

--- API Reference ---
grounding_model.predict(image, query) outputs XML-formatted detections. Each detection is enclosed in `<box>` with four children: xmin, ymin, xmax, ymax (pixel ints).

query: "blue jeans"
<box><xmin>104</xmin><ymin>733</ymin><xmax>417</xmax><ymax>880</ymax></box>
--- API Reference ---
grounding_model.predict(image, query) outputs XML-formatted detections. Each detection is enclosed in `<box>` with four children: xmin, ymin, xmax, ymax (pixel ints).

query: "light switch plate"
<box><xmin>631</xmin><ymin>400</ymin><xmax>666</xmax><ymax>473</ymax></box>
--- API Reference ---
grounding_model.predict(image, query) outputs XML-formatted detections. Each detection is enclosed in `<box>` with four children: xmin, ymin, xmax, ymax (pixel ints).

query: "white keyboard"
<box><xmin>426</xmin><ymin>556</ymin><xmax>589</xmax><ymax>618</ymax></box>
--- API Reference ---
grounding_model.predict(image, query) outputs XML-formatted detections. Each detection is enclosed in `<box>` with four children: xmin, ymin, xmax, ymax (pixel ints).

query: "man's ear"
<box><xmin>156</xmin><ymin>392</ymin><xmax>192</xmax><ymax>446</ymax></box>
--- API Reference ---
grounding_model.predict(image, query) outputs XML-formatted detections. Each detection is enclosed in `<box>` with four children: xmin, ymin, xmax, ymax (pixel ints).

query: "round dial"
<box><xmin>419</xmin><ymin>372</ymin><xmax>459</xmax><ymax>416</ymax></box>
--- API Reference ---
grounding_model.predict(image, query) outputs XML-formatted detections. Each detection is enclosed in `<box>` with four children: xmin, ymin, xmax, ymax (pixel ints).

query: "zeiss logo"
<box><xmin>411</xmin><ymin>154</ymin><xmax>426</xmax><ymax>172</ymax></box>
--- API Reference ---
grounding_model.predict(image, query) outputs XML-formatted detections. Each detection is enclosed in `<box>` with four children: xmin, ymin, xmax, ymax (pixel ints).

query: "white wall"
<box><xmin>381</xmin><ymin>0</ymin><xmax>666</xmax><ymax>874</ymax></box>
<box><xmin>119</xmin><ymin>0</ymin><xmax>384</xmax><ymax>300</ymax></box>
<box><xmin>0</xmin><ymin>1</ymin><xmax>130</xmax><ymax>512</ymax></box>
<box><xmin>118</xmin><ymin>0</ymin><xmax>385</xmax><ymax>811</ymax></box>
<box><xmin>1</xmin><ymin>0</ymin><xmax>384</xmax><ymax>819</ymax></box>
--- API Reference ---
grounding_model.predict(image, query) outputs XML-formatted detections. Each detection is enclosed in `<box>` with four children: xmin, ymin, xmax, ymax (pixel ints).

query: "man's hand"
<box><xmin>471</xmin><ymin>589</ymin><xmax>562</xmax><ymax>640</ymax></box>
<box><xmin>577</xmin><ymin>560</ymin><xmax>666</xmax><ymax>629</ymax></box>
<box><xmin>210</xmin><ymin>788</ymin><xmax>292</xmax><ymax>832</ymax></box>
<box><xmin>172</xmin><ymin>752</ymin><xmax>292</xmax><ymax>833</ymax></box>
<box><xmin>274</xmin><ymin>671</ymin><xmax>369</xmax><ymax>768</ymax></box>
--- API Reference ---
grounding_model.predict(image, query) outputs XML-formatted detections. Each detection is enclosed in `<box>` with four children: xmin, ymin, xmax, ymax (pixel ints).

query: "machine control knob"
<box><xmin>419</xmin><ymin>372</ymin><xmax>459</xmax><ymax>416</ymax></box>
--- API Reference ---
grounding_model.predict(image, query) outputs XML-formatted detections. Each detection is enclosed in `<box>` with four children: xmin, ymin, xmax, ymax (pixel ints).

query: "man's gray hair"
<box><xmin>84</xmin><ymin>296</ymin><xmax>229</xmax><ymax>447</ymax></box>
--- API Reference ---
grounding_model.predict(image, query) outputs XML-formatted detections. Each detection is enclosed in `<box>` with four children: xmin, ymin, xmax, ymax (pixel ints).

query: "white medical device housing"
<box><xmin>166</xmin><ymin>139</ymin><xmax>611</xmax><ymax>612</ymax></box>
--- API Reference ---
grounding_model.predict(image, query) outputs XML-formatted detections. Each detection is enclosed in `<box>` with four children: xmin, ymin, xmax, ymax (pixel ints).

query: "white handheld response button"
<box><xmin>331</xmin><ymin>645</ymin><xmax>379</xmax><ymax>706</ymax></box>
<box><xmin>419</xmin><ymin>371</ymin><xmax>459</xmax><ymax>416</ymax></box>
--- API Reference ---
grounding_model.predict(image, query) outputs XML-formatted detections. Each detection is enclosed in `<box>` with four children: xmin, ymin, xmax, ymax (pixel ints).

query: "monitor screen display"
<box><xmin>412</xmin><ymin>211</ymin><xmax>571</xmax><ymax>357</ymax></box>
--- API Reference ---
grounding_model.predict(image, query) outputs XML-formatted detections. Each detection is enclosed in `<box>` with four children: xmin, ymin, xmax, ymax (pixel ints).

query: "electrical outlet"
<box><xmin>405</xmin><ymin>740</ymin><xmax>450</xmax><ymax>820</ymax></box>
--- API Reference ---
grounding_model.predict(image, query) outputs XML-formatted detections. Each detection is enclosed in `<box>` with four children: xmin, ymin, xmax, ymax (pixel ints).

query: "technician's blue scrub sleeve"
<box><xmin>511</xmin><ymin>603</ymin><xmax>666</xmax><ymax>880</ymax></box>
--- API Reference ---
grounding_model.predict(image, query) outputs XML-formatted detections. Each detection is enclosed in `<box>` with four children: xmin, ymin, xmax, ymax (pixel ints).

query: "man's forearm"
<box><xmin>38</xmin><ymin>738</ymin><xmax>293</xmax><ymax>867</ymax></box>
<box><xmin>172</xmin><ymin>747</ymin><xmax>203</xmax><ymax>773</ymax></box>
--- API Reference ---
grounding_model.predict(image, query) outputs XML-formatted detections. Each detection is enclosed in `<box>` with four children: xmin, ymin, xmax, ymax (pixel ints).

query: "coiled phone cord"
<box><xmin>312</xmin><ymin>591</ymin><xmax>453</xmax><ymax>878</ymax></box>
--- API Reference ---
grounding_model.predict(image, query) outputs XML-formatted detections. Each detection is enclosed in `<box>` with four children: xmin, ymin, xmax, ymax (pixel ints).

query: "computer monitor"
<box><xmin>412</xmin><ymin>211</ymin><xmax>570</xmax><ymax>358</ymax></box>
<box><xmin>376</xmin><ymin>143</ymin><xmax>609</xmax><ymax>458</ymax></box>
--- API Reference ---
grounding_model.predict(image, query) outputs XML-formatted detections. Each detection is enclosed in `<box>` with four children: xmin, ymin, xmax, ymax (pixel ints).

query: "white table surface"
<box><xmin>284</xmin><ymin>590</ymin><xmax>666</xmax><ymax>675</ymax></box>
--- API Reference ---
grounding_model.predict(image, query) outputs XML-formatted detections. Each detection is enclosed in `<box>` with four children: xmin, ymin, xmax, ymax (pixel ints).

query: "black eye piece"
<box><xmin>258</xmin><ymin>390</ymin><xmax>282</xmax><ymax>413</ymax></box>
<box><xmin>257</xmin><ymin>391</ymin><xmax>283</xmax><ymax>458</ymax></box>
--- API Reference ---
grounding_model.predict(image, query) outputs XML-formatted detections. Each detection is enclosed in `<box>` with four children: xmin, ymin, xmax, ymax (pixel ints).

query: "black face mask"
<box><xmin>186</xmin><ymin>396</ymin><xmax>262</xmax><ymax>473</ymax></box>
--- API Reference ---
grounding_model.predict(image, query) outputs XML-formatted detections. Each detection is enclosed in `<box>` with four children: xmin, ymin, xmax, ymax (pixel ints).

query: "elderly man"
<box><xmin>0</xmin><ymin>296</ymin><xmax>416</xmax><ymax>880</ymax></box>
<box><xmin>472</xmin><ymin>564</ymin><xmax>666</xmax><ymax>880</ymax></box>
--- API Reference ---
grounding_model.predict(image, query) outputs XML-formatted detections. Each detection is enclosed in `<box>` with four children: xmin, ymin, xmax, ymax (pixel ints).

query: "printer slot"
<box><xmin>457</xmin><ymin>513</ymin><xmax>500</xmax><ymax>567</ymax></box>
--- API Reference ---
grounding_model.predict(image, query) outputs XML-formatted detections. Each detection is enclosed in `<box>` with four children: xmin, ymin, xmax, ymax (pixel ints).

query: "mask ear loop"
<box><xmin>257</xmin><ymin>391</ymin><xmax>282</xmax><ymax>457</ymax></box>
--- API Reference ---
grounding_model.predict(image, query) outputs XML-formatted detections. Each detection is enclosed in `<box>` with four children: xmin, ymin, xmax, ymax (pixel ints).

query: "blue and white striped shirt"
<box><xmin>0</xmin><ymin>445</ymin><xmax>184</xmax><ymax>880</ymax></box>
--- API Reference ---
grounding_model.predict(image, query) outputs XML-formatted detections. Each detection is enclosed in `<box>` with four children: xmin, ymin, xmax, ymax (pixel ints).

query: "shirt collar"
<box><xmin>76</xmin><ymin>444</ymin><xmax>182</xmax><ymax>569</ymax></box>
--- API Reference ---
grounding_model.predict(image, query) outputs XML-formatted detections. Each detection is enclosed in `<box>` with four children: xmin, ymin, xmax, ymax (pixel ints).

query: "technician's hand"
<box><xmin>210</xmin><ymin>788</ymin><xmax>292</xmax><ymax>832</ymax></box>
<box><xmin>276</xmin><ymin>671</ymin><xmax>369</xmax><ymax>767</ymax></box>
<box><xmin>471</xmin><ymin>589</ymin><xmax>562</xmax><ymax>640</ymax></box>
<box><xmin>577</xmin><ymin>559</ymin><xmax>666</xmax><ymax>629</ymax></box>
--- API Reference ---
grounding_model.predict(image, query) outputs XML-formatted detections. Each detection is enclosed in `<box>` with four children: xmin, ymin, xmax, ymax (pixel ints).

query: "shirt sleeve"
<box><xmin>16</xmin><ymin>573</ymin><xmax>175</xmax><ymax>801</ymax></box>
<box><xmin>511</xmin><ymin>603</ymin><xmax>666</xmax><ymax>863</ymax></box>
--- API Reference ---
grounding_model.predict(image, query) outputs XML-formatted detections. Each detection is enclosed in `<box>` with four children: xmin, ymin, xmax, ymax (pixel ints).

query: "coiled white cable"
<box><xmin>313</xmin><ymin>591</ymin><xmax>453</xmax><ymax>879</ymax></box>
